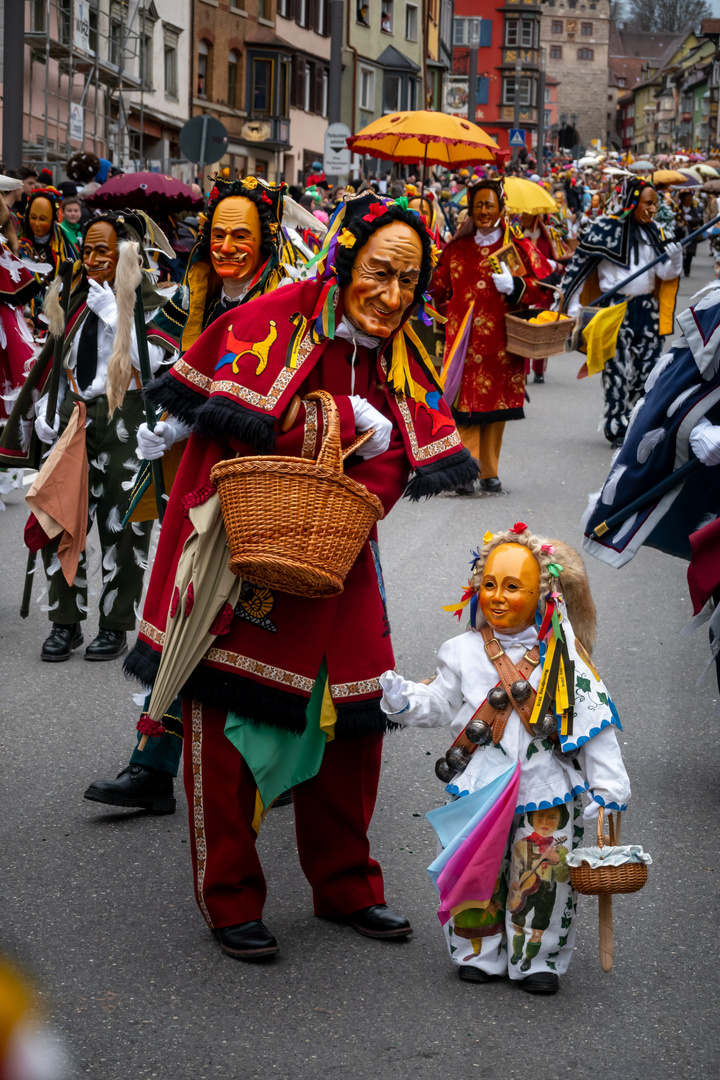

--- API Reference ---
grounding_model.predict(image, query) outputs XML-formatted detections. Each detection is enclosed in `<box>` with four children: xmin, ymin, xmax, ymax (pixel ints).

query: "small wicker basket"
<box><xmin>505</xmin><ymin>308</ymin><xmax>573</xmax><ymax>360</ymax></box>
<box><xmin>210</xmin><ymin>389</ymin><xmax>384</xmax><ymax>599</ymax></box>
<box><xmin>570</xmin><ymin>809</ymin><xmax>648</xmax><ymax>896</ymax></box>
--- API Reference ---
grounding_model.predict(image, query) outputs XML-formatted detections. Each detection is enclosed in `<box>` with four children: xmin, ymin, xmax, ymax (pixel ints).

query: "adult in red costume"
<box><xmin>432</xmin><ymin>180</ymin><xmax>553</xmax><ymax>493</ymax></box>
<box><xmin>124</xmin><ymin>192</ymin><xmax>477</xmax><ymax>962</ymax></box>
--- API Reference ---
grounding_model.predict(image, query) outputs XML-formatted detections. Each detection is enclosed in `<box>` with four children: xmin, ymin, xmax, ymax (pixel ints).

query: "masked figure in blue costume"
<box><xmin>561</xmin><ymin>178</ymin><xmax>681</xmax><ymax>448</ymax></box>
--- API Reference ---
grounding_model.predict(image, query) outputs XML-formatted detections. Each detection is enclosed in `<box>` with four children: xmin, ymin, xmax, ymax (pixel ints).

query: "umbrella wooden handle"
<box><xmin>138</xmin><ymin>734</ymin><xmax>149</xmax><ymax>752</ymax></box>
<box><xmin>598</xmin><ymin>893</ymin><xmax>614</xmax><ymax>972</ymax></box>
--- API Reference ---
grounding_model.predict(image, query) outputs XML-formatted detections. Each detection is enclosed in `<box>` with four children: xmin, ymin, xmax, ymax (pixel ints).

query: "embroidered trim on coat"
<box><xmin>204</xmin><ymin>646</ymin><xmax>316</xmax><ymax>693</ymax></box>
<box><xmin>211</xmin><ymin>330</ymin><xmax>317</xmax><ymax>413</ymax></box>
<box><xmin>140</xmin><ymin>619</ymin><xmax>165</xmax><ymax>646</ymax></box>
<box><xmin>395</xmin><ymin>394</ymin><xmax>461</xmax><ymax>461</ymax></box>
<box><xmin>330</xmin><ymin>677</ymin><xmax>383</xmax><ymax>698</ymax></box>
<box><xmin>174</xmin><ymin>358</ymin><xmax>213</xmax><ymax>393</ymax></box>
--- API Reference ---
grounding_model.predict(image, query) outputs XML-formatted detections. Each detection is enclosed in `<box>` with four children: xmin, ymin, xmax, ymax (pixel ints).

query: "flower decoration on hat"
<box><xmin>337</xmin><ymin>228</ymin><xmax>356</xmax><ymax>249</ymax></box>
<box><xmin>363</xmin><ymin>202</ymin><xmax>389</xmax><ymax>224</ymax></box>
<box><xmin>510</xmin><ymin>521</ymin><xmax>528</xmax><ymax>534</ymax></box>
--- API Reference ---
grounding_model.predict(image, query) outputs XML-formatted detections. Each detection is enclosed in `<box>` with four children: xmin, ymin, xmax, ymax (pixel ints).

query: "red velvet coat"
<box><xmin>126</xmin><ymin>277</ymin><xmax>476</xmax><ymax>738</ymax></box>
<box><xmin>432</xmin><ymin>232</ymin><xmax>553</xmax><ymax>424</ymax></box>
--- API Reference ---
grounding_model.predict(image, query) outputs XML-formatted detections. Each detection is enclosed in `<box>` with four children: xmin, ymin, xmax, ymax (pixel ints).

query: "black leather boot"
<box><xmin>83</xmin><ymin>765</ymin><xmax>176</xmax><ymax>814</ymax></box>
<box><xmin>84</xmin><ymin>629</ymin><xmax>127</xmax><ymax>661</ymax></box>
<box><xmin>213</xmin><ymin>921</ymin><xmax>279</xmax><ymax>960</ymax></box>
<box><xmin>341</xmin><ymin>904</ymin><xmax>413</xmax><ymax>940</ymax></box>
<box><xmin>41</xmin><ymin>623</ymin><xmax>84</xmax><ymax>662</ymax></box>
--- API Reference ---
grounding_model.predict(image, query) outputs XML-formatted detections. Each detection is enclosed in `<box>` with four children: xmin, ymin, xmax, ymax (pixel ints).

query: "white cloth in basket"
<box><xmin>566</xmin><ymin>845</ymin><xmax>652</xmax><ymax>869</ymax></box>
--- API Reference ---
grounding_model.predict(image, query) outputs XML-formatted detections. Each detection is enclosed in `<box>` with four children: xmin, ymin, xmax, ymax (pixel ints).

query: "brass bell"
<box><xmin>446</xmin><ymin>745</ymin><xmax>472</xmax><ymax>772</ymax></box>
<box><xmin>466</xmin><ymin>719</ymin><xmax>492</xmax><ymax>745</ymax></box>
<box><xmin>435</xmin><ymin>757</ymin><xmax>456</xmax><ymax>783</ymax></box>
<box><xmin>532</xmin><ymin>712</ymin><xmax>557</xmax><ymax>738</ymax></box>
<box><xmin>510</xmin><ymin>678</ymin><xmax>532</xmax><ymax>703</ymax></box>
<box><xmin>488</xmin><ymin>686</ymin><xmax>509</xmax><ymax>710</ymax></box>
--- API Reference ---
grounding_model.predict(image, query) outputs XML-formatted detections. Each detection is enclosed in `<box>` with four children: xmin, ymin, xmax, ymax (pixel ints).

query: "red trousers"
<box><xmin>182</xmin><ymin>698</ymin><xmax>386</xmax><ymax>929</ymax></box>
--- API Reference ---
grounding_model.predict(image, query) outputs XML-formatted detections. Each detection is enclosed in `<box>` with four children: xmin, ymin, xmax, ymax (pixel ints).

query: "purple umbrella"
<box><xmin>83</xmin><ymin>171</ymin><xmax>204</xmax><ymax>213</ymax></box>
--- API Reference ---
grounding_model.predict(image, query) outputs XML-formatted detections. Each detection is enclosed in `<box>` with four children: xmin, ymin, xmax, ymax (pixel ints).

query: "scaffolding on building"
<box><xmin>23</xmin><ymin>0</ymin><xmax>157</xmax><ymax>172</ymax></box>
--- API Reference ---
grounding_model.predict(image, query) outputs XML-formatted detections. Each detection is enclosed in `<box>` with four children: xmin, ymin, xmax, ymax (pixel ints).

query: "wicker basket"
<box><xmin>505</xmin><ymin>309</ymin><xmax>573</xmax><ymax>359</ymax></box>
<box><xmin>210</xmin><ymin>389</ymin><xmax>384</xmax><ymax>599</ymax></box>
<box><xmin>570</xmin><ymin>809</ymin><xmax>648</xmax><ymax>896</ymax></box>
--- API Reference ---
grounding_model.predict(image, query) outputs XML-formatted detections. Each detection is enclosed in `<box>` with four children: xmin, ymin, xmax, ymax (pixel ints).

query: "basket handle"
<box><xmin>304</xmin><ymin>389</ymin><xmax>343</xmax><ymax>473</ymax></box>
<box><xmin>596</xmin><ymin>806</ymin><xmax>617</xmax><ymax>848</ymax></box>
<box><xmin>342</xmin><ymin>428</ymin><xmax>375</xmax><ymax>460</ymax></box>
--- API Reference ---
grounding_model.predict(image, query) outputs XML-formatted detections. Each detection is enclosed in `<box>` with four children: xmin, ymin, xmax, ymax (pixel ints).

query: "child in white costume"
<box><xmin>380</xmin><ymin>526</ymin><xmax>631</xmax><ymax>994</ymax></box>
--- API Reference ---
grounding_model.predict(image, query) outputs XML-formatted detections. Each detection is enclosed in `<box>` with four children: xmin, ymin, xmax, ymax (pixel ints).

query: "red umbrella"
<box><xmin>83</xmin><ymin>171</ymin><xmax>204</xmax><ymax>213</ymax></box>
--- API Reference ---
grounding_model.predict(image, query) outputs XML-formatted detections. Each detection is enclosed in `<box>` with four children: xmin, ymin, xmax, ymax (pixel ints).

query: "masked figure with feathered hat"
<box><xmin>121</xmin><ymin>190</ymin><xmax>476</xmax><ymax>962</ymax></box>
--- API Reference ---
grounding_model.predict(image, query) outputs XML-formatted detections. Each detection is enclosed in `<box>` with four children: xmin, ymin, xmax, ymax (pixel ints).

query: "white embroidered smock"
<box><xmin>384</xmin><ymin>610</ymin><xmax>630</xmax><ymax>815</ymax></box>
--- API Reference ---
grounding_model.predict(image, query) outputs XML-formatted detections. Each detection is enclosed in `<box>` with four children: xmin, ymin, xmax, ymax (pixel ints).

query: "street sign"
<box><xmin>179</xmin><ymin>115</ymin><xmax>229</xmax><ymax>167</ymax></box>
<box><xmin>509</xmin><ymin>129</ymin><xmax>526</xmax><ymax>147</ymax></box>
<box><xmin>324</xmin><ymin>122</ymin><xmax>352</xmax><ymax>176</ymax></box>
<box><xmin>69</xmin><ymin>103</ymin><xmax>84</xmax><ymax>143</ymax></box>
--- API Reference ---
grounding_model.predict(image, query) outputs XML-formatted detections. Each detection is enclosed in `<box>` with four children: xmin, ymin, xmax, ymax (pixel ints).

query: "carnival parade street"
<box><xmin>0</xmin><ymin>246</ymin><xmax>715</xmax><ymax>1080</ymax></box>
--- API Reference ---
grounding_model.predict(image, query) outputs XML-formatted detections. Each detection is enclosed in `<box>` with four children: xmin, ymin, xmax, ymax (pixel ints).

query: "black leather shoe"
<box><xmin>84</xmin><ymin>629</ymin><xmax>127</xmax><ymax>661</ymax></box>
<box><xmin>83</xmin><ymin>765</ymin><xmax>176</xmax><ymax>814</ymax></box>
<box><xmin>519</xmin><ymin>972</ymin><xmax>559</xmax><ymax>994</ymax></box>
<box><xmin>458</xmin><ymin>967</ymin><xmax>503</xmax><ymax>983</ymax></box>
<box><xmin>533</xmin><ymin>373</ymin><xmax>545</xmax><ymax>384</ymax></box>
<box><xmin>271</xmin><ymin>789</ymin><xmax>293</xmax><ymax>808</ymax></box>
<box><xmin>344</xmin><ymin>904</ymin><xmax>413</xmax><ymax>940</ymax></box>
<box><xmin>480</xmin><ymin>477</ymin><xmax>503</xmax><ymax>493</ymax></box>
<box><xmin>455</xmin><ymin>481</ymin><xmax>476</xmax><ymax>496</ymax></box>
<box><xmin>213</xmin><ymin>921</ymin><xmax>279</xmax><ymax>960</ymax></box>
<box><xmin>41</xmin><ymin>623</ymin><xmax>83</xmax><ymax>662</ymax></box>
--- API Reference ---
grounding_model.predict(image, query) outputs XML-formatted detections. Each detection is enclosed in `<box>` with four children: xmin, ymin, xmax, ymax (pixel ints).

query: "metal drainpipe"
<box><xmin>346</xmin><ymin>2</ymin><xmax>358</xmax><ymax>175</ymax></box>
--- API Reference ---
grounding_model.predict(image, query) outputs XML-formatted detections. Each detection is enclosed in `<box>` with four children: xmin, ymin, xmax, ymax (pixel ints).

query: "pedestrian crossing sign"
<box><xmin>509</xmin><ymin>129</ymin><xmax>525</xmax><ymax>147</ymax></box>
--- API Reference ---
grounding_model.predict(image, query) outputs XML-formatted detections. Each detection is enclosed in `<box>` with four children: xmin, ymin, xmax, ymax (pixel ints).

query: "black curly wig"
<box><xmin>333</xmin><ymin>203</ymin><xmax>434</xmax><ymax>304</ymax></box>
<box><xmin>81</xmin><ymin>209</ymin><xmax>147</xmax><ymax>246</ymax></box>
<box><xmin>196</xmin><ymin>181</ymin><xmax>280</xmax><ymax>265</ymax></box>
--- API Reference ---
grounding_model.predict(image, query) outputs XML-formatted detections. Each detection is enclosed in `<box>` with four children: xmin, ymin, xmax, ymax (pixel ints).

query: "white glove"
<box><xmin>136</xmin><ymin>417</ymin><xmax>190</xmax><ymax>461</ymax></box>
<box><xmin>379</xmin><ymin>670</ymin><xmax>412</xmax><ymax>714</ymax></box>
<box><xmin>664</xmin><ymin>241</ymin><xmax>683</xmax><ymax>275</ymax></box>
<box><xmin>690</xmin><ymin>416</ymin><xmax>720</xmax><ymax>466</ymax></box>
<box><xmin>349</xmin><ymin>396</ymin><xmax>393</xmax><ymax>460</ymax></box>
<box><xmin>33</xmin><ymin>396</ymin><xmax>59</xmax><ymax>445</ymax></box>
<box><xmin>86</xmin><ymin>278</ymin><xmax>118</xmax><ymax>326</ymax></box>
<box><xmin>491</xmin><ymin>262</ymin><xmax>515</xmax><ymax>296</ymax></box>
<box><xmin>34</xmin><ymin>411</ymin><xmax>59</xmax><ymax>445</ymax></box>
<box><xmin>583</xmin><ymin>799</ymin><xmax>601</xmax><ymax>821</ymax></box>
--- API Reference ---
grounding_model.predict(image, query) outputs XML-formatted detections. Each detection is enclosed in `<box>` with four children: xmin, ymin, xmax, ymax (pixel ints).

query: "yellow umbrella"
<box><xmin>346</xmin><ymin>110</ymin><xmax>500</xmax><ymax>169</ymax></box>
<box><xmin>503</xmin><ymin>177</ymin><xmax>558</xmax><ymax>215</ymax></box>
<box><xmin>651</xmin><ymin>169</ymin><xmax>687</xmax><ymax>185</ymax></box>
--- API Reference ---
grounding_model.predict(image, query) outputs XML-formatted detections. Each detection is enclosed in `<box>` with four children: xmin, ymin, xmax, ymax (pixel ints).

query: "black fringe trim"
<box><xmin>194</xmin><ymin>396</ymin><xmax>277</xmax><ymax>454</ymax></box>
<box><xmin>334</xmin><ymin>698</ymin><xmax>402</xmax><ymax>739</ymax></box>
<box><xmin>404</xmin><ymin>448</ymin><xmax>478</xmax><ymax>501</ymax></box>
<box><xmin>144</xmin><ymin>371</ymin><xmax>205</xmax><ymax>428</ymax></box>
<box><xmin>124</xmin><ymin>640</ymin><xmax>398</xmax><ymax>738</ymax></box>
<box><xmin>124</xmin><ymin>639</ymin><xmax>160</xmax><ymax>687</ymax></box>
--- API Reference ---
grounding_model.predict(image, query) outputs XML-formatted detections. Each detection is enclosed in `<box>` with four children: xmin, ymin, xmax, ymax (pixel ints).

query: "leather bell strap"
<box><xmin>450</xmin><ymin>628</ymin><xmax>540</xmax><ymax>758</ymax></box>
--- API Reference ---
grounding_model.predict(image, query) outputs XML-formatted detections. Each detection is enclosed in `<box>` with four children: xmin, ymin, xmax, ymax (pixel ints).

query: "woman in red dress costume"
<box><xmin>432</xmin><ymin>180</ymin><xmax>553</xmax><ymax>493</ymax></box>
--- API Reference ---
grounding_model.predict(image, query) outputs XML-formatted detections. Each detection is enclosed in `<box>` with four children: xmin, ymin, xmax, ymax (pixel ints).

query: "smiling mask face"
<box><xmin>479</xmin><ymin>543</ymin><xmax>540</xmax><ymax>634</ymax></box>
<box><xmin>209</xmin><ymin>196</ymin><xmax>262</xmax><ymax>283</ymax></box>
<box><xmin>82</xmin><ymin>222</ymin><xmax>118</xmax><ymax>285</ymax></box>
<box><xmin>342</xmin><ymin>221</ymin><xmax>422</xmax><ymax>339</ymax></box>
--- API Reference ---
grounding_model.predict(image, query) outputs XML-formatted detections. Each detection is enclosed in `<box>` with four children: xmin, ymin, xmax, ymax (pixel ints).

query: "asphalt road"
<box><xmin>1</xmin><ymin>249</ymin><xmax>718</xmax><ymax>1080</ymax></box>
